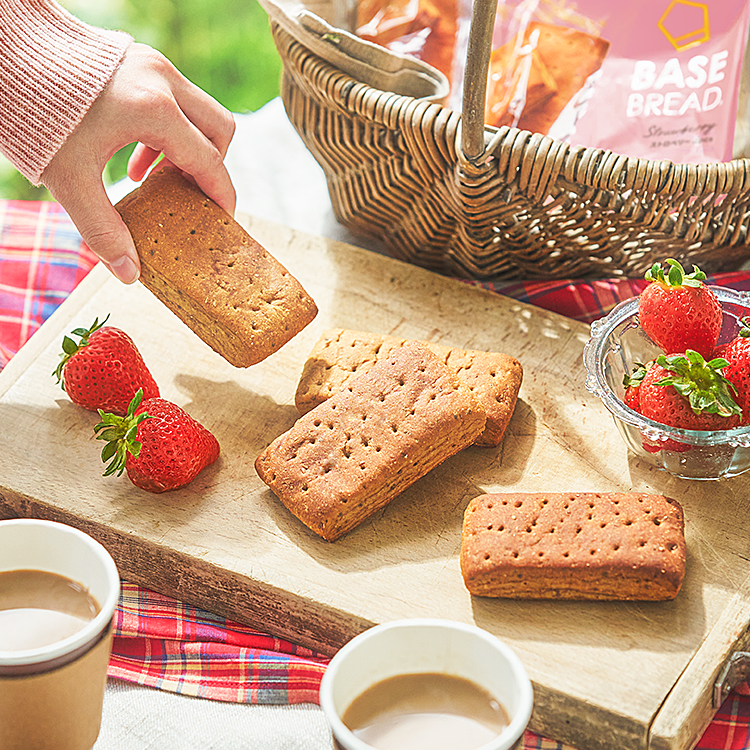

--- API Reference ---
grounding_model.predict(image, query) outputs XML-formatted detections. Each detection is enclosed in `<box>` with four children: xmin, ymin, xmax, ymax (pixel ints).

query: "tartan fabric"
<box><xmin>2</xmin><ymin>197</ymin><xmax>750</xmax><ymax>748</ymax></box>
<box><xmin>470</xmin><ymin>271</ymin><xmax>750</xmax><ymax>326</ymax></box>
<box><xmin>110</xmin><ymin>582</ymin><xmax>328</xmax><ymax>704</ymax></box>
<box><xmin>700</xmin><ymin>693</ymin><xmax>750</xmax><ymax>750</ymax></box>
<box><xmin>0</xmin><ymin>199</ymin><xmax>97</xmax><ymax>368</ymax></box>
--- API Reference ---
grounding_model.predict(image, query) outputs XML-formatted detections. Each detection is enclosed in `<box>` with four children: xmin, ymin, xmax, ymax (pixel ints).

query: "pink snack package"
<box><xmin>483</xmin><ymin>0</ymin><xmax>750</xmax><ymax>163</ymax></box>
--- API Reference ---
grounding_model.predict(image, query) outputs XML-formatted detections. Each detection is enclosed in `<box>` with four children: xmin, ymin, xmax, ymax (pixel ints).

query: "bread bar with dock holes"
<box><xmin>256</xmin><ymin>341</ymin><xmax>487</xmax><ymax>541</ymax></box>
<box><xmin>116</xmin><ymin>164</ymin><xmax>318</xmax><ymax>368</ymax></box>
<box><xmin>460</xmin><ymin>492</ymin><xmax>686</xmax><ymax>600</ymax></box>
<box><xmin>294</xmin><ymin>329</ymin><xmax>522</xmax><ymax>447</ymax></box>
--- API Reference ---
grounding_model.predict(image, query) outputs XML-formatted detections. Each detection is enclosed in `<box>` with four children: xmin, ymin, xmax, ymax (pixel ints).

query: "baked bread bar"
<box><xmin>115</xmin><ymin>164</ymin><xmax>318</xmax><ymax>367</ymax></box>
<box><xmin>294</xmin><ymin>329</ymin><xmax>522</xmax><ymax>447</ymax></box>
<box><xmin>486</xmin><ymin>22</ymin><xmax>610</xmax><ymax>133</ymax></box>
<box><xmin>256</xmin><ymin>342</ymin><xmax>486</xmax><ymax>541</ymax></box>
<box><xmin>460</xmin><ymin>492</ymin><xmax>686</xmax><ymax>600</ymax></box>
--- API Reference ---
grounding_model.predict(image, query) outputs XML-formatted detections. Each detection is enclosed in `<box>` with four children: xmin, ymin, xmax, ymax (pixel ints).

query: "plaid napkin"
<box><xmin>471</xmin><ymin>271</ymin><xmax>750</xmax><ymax>326</ymax></box>
<box><xmin>2</xmin><ymin>197</ymin><xmax>750</xmax><ymax>749</ymax></box>
<box><xmin>111</xmin><ymin>582</ymin><xmax>328</xmax><ymax>703</ymax></box>
<box><xmin>0</xmin><ymin>200</ymin><xmax>98</xmax><ymax>369</ymax></box>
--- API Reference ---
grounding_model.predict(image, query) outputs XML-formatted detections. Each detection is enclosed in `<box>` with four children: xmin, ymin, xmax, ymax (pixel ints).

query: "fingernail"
<box><xmin>109</xmin><ymin>255</ymin><xmax>139</xmax><ymax>284</ymax></box>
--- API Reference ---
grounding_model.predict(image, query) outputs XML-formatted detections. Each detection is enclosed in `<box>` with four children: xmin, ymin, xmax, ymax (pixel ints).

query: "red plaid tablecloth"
<box><xmin>3</xmin><ymin>197</ymin><xmax>750</xmax><ymax>749</ymax></box>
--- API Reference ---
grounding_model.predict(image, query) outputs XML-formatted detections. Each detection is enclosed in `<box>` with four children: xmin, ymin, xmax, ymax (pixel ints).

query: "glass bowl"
<box><xmin>583</xmin><ymin>286</ymin><xmax>750</xmax><ymax>480</ymax></box>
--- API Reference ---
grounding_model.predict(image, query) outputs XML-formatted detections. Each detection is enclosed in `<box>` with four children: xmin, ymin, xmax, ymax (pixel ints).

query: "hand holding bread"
<box><xmin>41</xmin><ymin>43</ymin><xmax>236</xmax><ymax>285</ymax></box>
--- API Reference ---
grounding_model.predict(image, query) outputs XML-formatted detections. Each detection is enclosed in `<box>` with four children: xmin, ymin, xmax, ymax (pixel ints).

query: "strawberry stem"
<box><xmin>623</xmin><ymin>361</ymin><xmax>648</xmax><ymax>389</ymax></box>
<box><xmin>93</xmin><ymin>388</ymin><xmax>152</xmax><ymax>476</ymax></box>
<box><xmin>644</xmin><ymin>259</ymin><xmax>706</xmax><ymax>289</ymax></box>
<box><xmin>52</xmin><ymin>314</ymin><xmax>110</xmax><ymax>387</ymax></box>
<box><xmin>738</xmin><ymin>316</ymin><xmax>750</xmax><ymax>339</ymax></box>
<box><xmin>655</xmin><ymin>350</ymin><xmax>741</xmax><ymax>418</ymax></box>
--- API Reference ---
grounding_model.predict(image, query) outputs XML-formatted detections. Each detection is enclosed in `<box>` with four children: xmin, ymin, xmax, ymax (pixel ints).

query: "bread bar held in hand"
<box><xmin>116</xmin><ymin>165</ymin><xmax>318</xmax><ymax>367</ymax></box>
<box><xmin>256</xmin><ymin>342</ymin><xmax>487</xmax><ymax>541</ymax></box>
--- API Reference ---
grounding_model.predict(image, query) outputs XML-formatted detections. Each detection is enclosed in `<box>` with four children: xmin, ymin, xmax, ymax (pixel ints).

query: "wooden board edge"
<box><xmin>649</xmin><ymin>592</ymin><xmax>750</xmax><ymax>750</ymax></box>
<box><xmin>530</xmin><ymin>683</ymin><xmax>648</xmax><ymax>750</ymax></box>
<box><xmin>0</xmin><ymin>489</ymin><xmax>373</xmax><ymax>657</ymax></box>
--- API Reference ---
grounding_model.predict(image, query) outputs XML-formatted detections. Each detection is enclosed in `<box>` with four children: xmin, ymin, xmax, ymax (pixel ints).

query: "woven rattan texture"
<box><xmin>272</xmin><ymin>23</ymin><xmax>750</xmax><ymax>280</ymax></box>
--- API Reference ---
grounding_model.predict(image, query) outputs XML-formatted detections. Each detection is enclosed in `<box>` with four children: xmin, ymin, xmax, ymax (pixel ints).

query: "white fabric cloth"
<box><xmin>95</xmin><ymin>680</ymin><xmax>334</xmax><ymax>749</ymax></box>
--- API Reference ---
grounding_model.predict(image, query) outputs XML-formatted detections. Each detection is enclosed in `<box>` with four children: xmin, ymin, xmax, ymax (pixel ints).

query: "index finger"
<box><xmin>158</xmin><ymin>116</ymin><xmax>237</xmax><ymax>215</ymax></box>
<box><xmin>171</xmin><ymin>77</ymin><xmax>236</xmax><ymax>159</ymax></box>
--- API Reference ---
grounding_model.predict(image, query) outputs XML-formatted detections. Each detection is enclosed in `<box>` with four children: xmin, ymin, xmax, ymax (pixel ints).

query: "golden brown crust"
<box><xmin>256</xmin><ymin>342</ymin><xmax>487</xmax><ymax>541</ymax></box>
<box><xmin>294</xmin><ymin>329</ymin><xmax>522</xmax><ymax>447</ymax></box>
<box><xmin>115</xmin><ymin>165</ymin><xmax>318</xmax><ymax>367</ymax></box>
<box><xmin>460</xmin><ymin>492</ymin><xmax>686</xmax><ymax>600</ymax></box>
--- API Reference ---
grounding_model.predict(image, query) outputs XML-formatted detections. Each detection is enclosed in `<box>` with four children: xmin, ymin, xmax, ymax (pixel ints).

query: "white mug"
<box><xmin>320</xmin><ymin>618</ymin><xmax>533</xmax><ymax>750</ymax></box>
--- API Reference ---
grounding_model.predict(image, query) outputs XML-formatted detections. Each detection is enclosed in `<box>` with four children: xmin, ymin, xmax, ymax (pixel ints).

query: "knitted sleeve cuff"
<box><xmin>0</xmin><ymin>0</ymin><xmax>132</xmax><ymax>184</ymax></box>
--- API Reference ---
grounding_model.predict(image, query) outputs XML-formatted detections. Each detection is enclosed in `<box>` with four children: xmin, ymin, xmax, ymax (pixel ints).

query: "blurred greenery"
<box><xmin>0</xmin><ymin>0</ymin><xmax>282</xmax><ymax>200</ymax></box>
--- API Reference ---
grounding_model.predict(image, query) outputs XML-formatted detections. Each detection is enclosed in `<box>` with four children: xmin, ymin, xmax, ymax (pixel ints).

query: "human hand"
<box><xmin>41</xmin><ymin>42</ymin><xmax>236</xmax><ymax>284</ymax></box>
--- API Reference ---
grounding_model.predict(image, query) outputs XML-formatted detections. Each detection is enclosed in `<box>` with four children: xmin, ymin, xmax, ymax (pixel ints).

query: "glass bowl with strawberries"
<box><xmin>583</xmin><ymin>260</ymin><xmax>750</xmax><ymax>480</ymax></box>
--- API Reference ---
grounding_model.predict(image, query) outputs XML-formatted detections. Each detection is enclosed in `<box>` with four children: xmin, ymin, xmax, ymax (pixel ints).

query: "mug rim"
<box><xmin>319</xmin><ymin>618</ymin><xmax>533</xmax><ymax>750</ymax></box>
<box><xmin>0</xmin><ymin>519</ymin><xmax>120</xmax><ymax>667</ymax></box>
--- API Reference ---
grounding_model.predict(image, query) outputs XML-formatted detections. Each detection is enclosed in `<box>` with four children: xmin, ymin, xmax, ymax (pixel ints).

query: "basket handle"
<box><xmin>460</xmin><ymin>0</ymin><xmax>498</xmax><ymax>162</ymax></box>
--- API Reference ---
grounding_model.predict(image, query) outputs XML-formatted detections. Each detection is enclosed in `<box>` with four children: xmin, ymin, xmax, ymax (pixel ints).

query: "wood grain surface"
<box><xmin>1</xmin><ymin>215</ymin><xmax>749</xmax><ymax>750</ymax></box>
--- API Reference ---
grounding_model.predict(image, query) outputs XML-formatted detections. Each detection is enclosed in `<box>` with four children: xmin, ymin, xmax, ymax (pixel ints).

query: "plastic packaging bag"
<box><xmin>355</xmin><ymin>0</ymin><xmax>462</xmax><ymax>87</ymax></box>
<box><xmin>485</xmin><ymin>0</ymin><xmax>750</xmax><ymax>163</ymax></box>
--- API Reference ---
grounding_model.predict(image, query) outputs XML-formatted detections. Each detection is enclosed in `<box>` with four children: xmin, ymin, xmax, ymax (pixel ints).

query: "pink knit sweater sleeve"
<box><xmin>0</xmin><ymin>0</ymin><xmax>132</xmax><ymax>184</ymax></box>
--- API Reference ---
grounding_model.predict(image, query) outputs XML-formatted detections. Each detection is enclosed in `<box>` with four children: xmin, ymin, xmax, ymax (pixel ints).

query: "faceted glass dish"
<box><xmin>583</xmin><ymin>287</ymin><xmax>750</xmax><ymax>480</ymax></box>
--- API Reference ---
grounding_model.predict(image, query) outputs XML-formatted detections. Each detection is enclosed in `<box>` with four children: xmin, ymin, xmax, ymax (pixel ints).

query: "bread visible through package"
<box><xmin>115</xmin><ymin>164</ymin><xmax>318</xmax><ymax>368</ymax></box>
<box><xmin>486</xmin><ymin>22</ymin><xmax>610</xmax><ymax>133</ymax></box>
<box><xmin>460</xmin><ymin>492</ymin><xmax>686</xmax><ymax>600</ymax></box>
<box><xmin>256</xmin><ymin>342</ymin><xmax>487</xmax><ymax>541</ymax></box>
<box><xmin>294</xmin><ymin>329</ymin><xmax>522</xmax><ymax>447</ymax></box>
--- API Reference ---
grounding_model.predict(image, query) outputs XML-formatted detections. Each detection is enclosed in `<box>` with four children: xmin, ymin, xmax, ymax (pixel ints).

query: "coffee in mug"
<box><xmin>342</xmin><ymin>671</ymin><xmax>510</xmax><ymax>749</ymax></box>
<box><xmin>0</xmin><ymin>570</ymin><xmax>100</xmax><ymax>651</ymax></box>
<box><xmin>320</xmin><ymin>619</ymin><xmax>533</xmax><ymax>750</ymax></box>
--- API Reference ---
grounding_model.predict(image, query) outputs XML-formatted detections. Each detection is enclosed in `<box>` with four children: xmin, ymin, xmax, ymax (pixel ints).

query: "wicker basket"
<box><xmin>260</xmin><ymin>0</ymin><xmax>750</xmax><ymax>280</ymax></box>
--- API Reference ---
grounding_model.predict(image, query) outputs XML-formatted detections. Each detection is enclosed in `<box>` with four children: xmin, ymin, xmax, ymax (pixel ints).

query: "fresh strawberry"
<box><xmin>94</xmin><ymin>389</ymin><xmax>220</xmax><ymax>493</ymax></box>
<box><xmin>53</xmin><ymin>316</ymin><xmax>159</xmax><ymax>416</ymax></box>
<box><xmin>637</xmin><ymin>351</ymin><xmax>741</xmax><ymax>448</ymax></box>
<box><xmin>719</xmin><ymin>316</ymin><xmax>750</xmax><ymax>425</ymax></box>
<box><xmin>623</xmin><ymin>361</ymin><xmax>649</xmax><ymax>412</ymax></box>
<box><xmin>638</xmin><ymin>259</ymin><xmax>722</xmax><ymax>359</ymax></box>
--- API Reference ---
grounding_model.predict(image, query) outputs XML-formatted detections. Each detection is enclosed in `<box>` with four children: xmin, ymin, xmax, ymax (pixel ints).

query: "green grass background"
<box><xmin>0</xmin><ymin>0</ymin><xmax>282</xmax><ymax>200</ymax></box>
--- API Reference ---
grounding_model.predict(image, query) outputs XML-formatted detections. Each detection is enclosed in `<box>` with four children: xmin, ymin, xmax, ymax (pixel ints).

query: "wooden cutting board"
<box><xmin>1</xmin><ymin>215</ymin><xmax>749</xmax><ymax>750</ymax></box>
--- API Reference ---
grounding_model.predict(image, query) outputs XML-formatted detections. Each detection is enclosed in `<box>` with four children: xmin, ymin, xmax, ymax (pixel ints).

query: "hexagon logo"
<box><xmin>658</xmin><ymin>0</ymin><xmax>710</xmax><ymax>51</ymax></box>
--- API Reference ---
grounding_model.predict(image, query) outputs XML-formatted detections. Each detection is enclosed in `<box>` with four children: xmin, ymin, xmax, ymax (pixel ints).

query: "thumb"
<box><xmin>48</xmin><ymin>179</ymin><xmax>141</xmax><ymax>284</ymax></box>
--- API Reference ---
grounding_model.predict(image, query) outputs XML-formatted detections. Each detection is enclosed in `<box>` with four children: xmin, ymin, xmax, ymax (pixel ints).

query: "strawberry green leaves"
<box><xmin>623</xmin><ymin>361</ymin><xmax>648</xmax><ymax>390</ymax></box>
<box><xmin>737</xmin><ymin>315</ymin><xmax>750</xmax><ymax>339</ymax></box>
<box><xmin>94</xmin><ymin>389</ymin><xmax>153</xmax><ymax>477</ymax></box>
<box><xmin>653</xmin><ymin>351</ymin><xmax>741</xmax><ymax>419</ymax></box>
<box><xmin>644</xmin><ymin>258</ymin><xmax>706</xmax><ymax>289</ymax></box>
